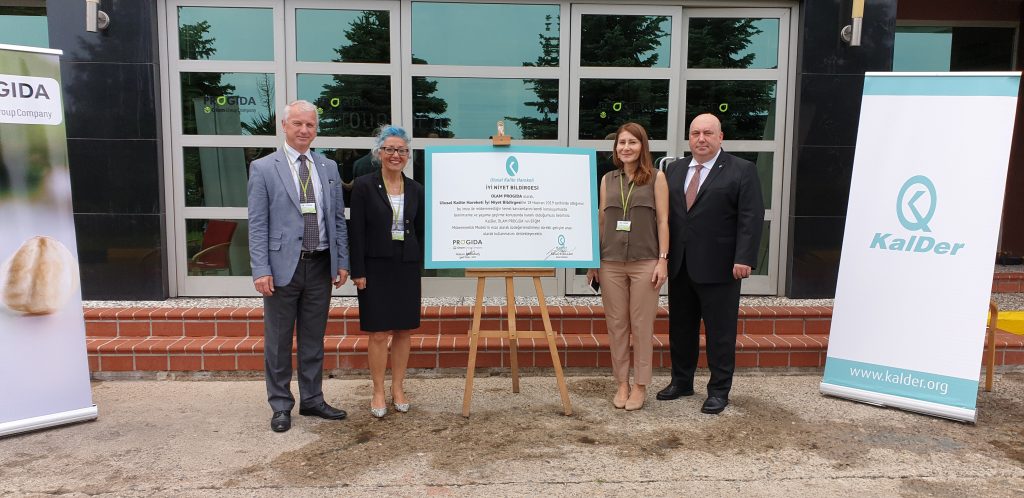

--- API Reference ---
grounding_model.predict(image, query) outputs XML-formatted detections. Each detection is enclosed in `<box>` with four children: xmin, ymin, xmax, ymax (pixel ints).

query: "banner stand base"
<box><xmin>0</xmin><ymin>406</ymin><xmax>98</xmax><ymax>438</ymax></box>
<box><xmin>820</xmin><ymin>382</ymin><xmax>975</xmax><ymax>423</ymax></box>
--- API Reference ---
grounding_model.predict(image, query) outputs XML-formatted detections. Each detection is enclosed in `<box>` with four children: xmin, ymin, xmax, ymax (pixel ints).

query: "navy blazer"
<box><xmin>348</xmin><ymin>172</ymin><xmax>425</xmax><ymax>279</ymax></box>
<box><xmin>665</xmin><ymin>151</ymin><xmax>764</xmax><ymax>284</ymax></box>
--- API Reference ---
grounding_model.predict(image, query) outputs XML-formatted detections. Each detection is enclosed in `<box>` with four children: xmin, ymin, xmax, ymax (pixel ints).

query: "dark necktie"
<box><xmin>686</xmin><ymin>163</ymin><xmax>703</xmax><ymax>210</ymax></box>
<box><xmin>298</xmin><ymin>155</ymin><xmax>319</xmax><ymax>251</ymax></box>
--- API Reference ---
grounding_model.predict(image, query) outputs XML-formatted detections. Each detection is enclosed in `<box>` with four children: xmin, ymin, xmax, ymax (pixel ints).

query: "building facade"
<box><xmin>1</xmin><ymin>0</ymin><xmax>1021</xmax><ymax>299</ymax></box>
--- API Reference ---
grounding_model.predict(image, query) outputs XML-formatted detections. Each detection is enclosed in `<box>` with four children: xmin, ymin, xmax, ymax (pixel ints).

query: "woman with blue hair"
<box><xmin>349</xmin><ymin>124</ymin><xmax>425</xmax><ymax>418</ymax></box>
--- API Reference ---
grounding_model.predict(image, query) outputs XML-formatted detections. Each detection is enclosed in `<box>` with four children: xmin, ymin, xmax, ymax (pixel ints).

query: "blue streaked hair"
<box><xmin>371</xmin><ymin>125</ymin><xmax>412</xmax><ymax>164</ymax></box>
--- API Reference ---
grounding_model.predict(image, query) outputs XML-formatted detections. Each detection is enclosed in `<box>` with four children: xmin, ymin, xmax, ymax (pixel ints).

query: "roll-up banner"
<box><xmin>0</xmin><ymin>44</ymin><xmax>97</xmax><ymax>437</ymax></box>
<box><xmin>821</xmin><ymin>72</ymin><xmax>1021</xmax><ymax>422</ymax></box>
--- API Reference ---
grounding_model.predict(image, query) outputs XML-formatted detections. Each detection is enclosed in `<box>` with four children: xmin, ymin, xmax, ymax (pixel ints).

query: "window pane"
<box><xmin>688</xmin><ymin>18</ymin><xmax>779</xmax><ymax>69</ymax></box>
<box><xmin>184</xmin><ymin>147</ymin><xmax>273</xmax><ymax>207</ymax></box>
<box><xmin>578</xmin><ymin>79</ymin><xmax>669</xmax><ymax>140</ymax></box>
<box><xmin>754</xmin><ymin>220</ymin><xmax>770</xmax><ymax>276</ymax></box>
<box><xmin>411</xmin><ymin>2</ymin><xmax>560</xmax><ymax>67</ymax></box>
<box><xmin>580</xmin><ymin>14</ymin><xmax>671</xmax><ymax>68</ymax></box>
<box><xmin>950</xmin><ymin>27</ymin><xmax>1015</xmax><ymax>71</ymax></box>
<box><xmin>0</xmin><ymin>7</ymin><xmax>47</xmax><ymax>48</ymax></box>
<box><xmin>297</xmin><ymin>74</ymin><xmax>391</xmax><ymax>137</ymax></box>
<box><xmin>296</xmin><ymin>9</ymin><xmax>390</xmax><ymax>63</ymax></box>
<box><xmin>410</xmin><ymin>149</ymin><xmax>462</xmax><ymax>278</ymax></box>
<box><xmin>412</xmin><ymin>77</ymin><xmax>558</xmax><ymax>139</ymax></box>
<box><xmin>894</xmin><ymin>27</ymin><xmax>952</xmax><ymax>71</ymax></box>
<box><xmin>685</xmin><ymin>80</ymin><xmax>776</xmax><ymax>140</ymax></box>
<box><xmin>730</xmin><ymin>152</ymin><xmax>774</xmax><ymax>209</ymax></box>
<box><xmin>181</xmin><ymin>72</ymin><xmax>276</xmax><ymax>135</ymax></box>
<box><xmin>314</xmin><ymin>147</ymin><xmax>372</xmax><ymax>207</ymax></box>
<box><xmin>185</xmin><ymin>219</ymin><xmax>250</xmax><ymax>277</ymax></box>
<box><xmin>178</xmin><ymin>7</ymin><xmax>273</xmax><ymax>61</ymax></box>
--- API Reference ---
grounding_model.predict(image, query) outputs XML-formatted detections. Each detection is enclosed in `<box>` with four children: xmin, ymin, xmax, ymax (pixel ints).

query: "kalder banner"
<box><xmin>821</xmin><ymin>72</ymin><xmax>1021</xmax><ymax>422</ymax></box>
<box><xmin>0</xmin><ymin>44</ymin><xmax>97</xmax><ymax>437</ymax></box>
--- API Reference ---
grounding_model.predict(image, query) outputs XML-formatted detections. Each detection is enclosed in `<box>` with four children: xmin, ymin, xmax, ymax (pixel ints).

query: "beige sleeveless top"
<box><xmin>601</xmin><ymin>169</ymin><xmax>659</xmax><ymax>262</ymax></box>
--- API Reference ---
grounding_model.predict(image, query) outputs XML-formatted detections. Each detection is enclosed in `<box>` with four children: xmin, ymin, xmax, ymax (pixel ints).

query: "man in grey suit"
<box><xmin>248</xmin><ymin>100</ymin><xmax>350</xmax><ymax>432</ymax></box>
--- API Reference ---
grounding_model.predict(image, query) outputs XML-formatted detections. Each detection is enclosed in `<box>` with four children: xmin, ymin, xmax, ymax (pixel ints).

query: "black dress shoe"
<box><xmin>270</xmin><ymin>411</ymin><xmax>291</xmax><ymax>432</ymax></box>
<box><xmin>299</xmin><ymin>401</ymin><xmax>348</xmax><ymax>420</ymax></box>
<box><xmin>701</xmin><ymin>396</ymin><xmax>728</xmax><ymax>414</ymax></box>
<box><xmin>656</xmin><ymin>384</ymin><xmax>695</xmax><ymax>400</ymax></box>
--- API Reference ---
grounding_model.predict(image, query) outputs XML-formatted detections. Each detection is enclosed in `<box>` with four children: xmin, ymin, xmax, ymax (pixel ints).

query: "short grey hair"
<box><xmin>281</xmin><ymin>100</ymin><xmax>318</xmax><ymax>123</ymax></box>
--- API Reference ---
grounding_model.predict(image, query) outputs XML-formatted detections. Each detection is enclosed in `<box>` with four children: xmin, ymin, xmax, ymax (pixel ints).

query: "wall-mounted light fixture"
<box><xmin>840</xmin><ymin>0</ymin><xmax>864</xmax><ymax>47</ymax></box>
<box><xmin>86</xmin><ymin>0</ymin><xmax>111</xmax><ymax>32</ymax></box>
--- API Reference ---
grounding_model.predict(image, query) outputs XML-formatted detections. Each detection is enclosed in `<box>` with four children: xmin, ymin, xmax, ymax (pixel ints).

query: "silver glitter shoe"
<box><xmin>393</xmin><ymin>401</ymin><xmax>410</xmax><ymax>413</ymax></box>
<box><xmin>370</xmin><ymin>406</ymin><xmax>387</xmax><ymax>418</ymax></box>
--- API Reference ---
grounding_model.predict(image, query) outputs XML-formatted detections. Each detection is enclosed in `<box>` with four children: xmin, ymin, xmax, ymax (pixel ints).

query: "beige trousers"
<box><xmin>599</xmin><ymin>259</ymin><xmax>658</xmax><ymax>385</ymax></box>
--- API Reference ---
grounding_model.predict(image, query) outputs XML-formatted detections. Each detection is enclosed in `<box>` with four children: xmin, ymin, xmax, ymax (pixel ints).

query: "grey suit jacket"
<box><xmin>247</xmin><ymin>149</ymin><xmax>350</xmax><ymax>286</ymax></box>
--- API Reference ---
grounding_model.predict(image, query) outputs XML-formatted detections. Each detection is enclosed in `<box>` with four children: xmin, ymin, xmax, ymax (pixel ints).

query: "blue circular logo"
<box><xmin>557</xmin><ymin>234</ymin><xmax>565</xmax><ymax>246</ymax></box>
<box><xmin>506</xmin><ymin>156</ymin><xmax>519</xmax><ymax>177</ymax></box>
<box><xmin>896</xmin><ymin>175</ymin><xmax>936</xmax><ymax>233</ymax></box>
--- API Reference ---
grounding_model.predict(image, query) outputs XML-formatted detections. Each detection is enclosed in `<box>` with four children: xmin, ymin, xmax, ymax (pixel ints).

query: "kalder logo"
<box><xmin>869</xmin><ymin>175</ymin><xmax>965</xmax><ymax>256</ymax></box>
<box><xmin>505</xmin><ymin>156</ymin><xmax>519</xmax><ymax>177</ymax></box>
<box><xmin>0</xmin><ymin>74</ymin><xmax>62</xmax><ymax>125</ymax></box>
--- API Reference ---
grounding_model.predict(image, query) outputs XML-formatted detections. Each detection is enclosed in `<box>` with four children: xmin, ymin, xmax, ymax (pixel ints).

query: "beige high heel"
<box><xmin>625</xmin><ymin>386</ymin><xmax>646</xmax><ymax>411</ymax></box>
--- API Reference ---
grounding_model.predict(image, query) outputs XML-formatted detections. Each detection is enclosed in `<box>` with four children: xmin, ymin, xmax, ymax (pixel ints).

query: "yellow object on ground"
<box><xmin>990</xmin><ymin>310</ymin><xmax>1024</xmax><ymax>335</ymax></box>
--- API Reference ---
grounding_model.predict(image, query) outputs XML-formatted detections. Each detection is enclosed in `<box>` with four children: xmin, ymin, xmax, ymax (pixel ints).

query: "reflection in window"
<box><xmin>297</xmin><ymin>74</ymin><xmax>391</xmax><ymax>137</ymax></box>
<box><xmin>580</xmin><ymin>14</ymin><xmax>670</xmax><ymax>67</ymax></box>
<box><xmin>688</xmin><ymin>18</ymin><xmax>779</xmax><ymax>69</ymax></box>
<box><xmin>0</xmin><ymin>6</ymin><xmax>47</xmax><ymax>48</ymax></box>
<box><xmin>296</xmin><ymin>9</ymin><xmax>390</xmax><ymax>63</ymax></box>
<box><xmin>894</xmin><ymin>26</ymin><xmax>1015</xmax><ymax>72</ymax></box>
<box><xmin>412</xmin><ymin>3</ymin><xmax>560</xmax><ymax>67</ymax></box>
<box><xmin>412</xmin><ymin>77</ymin><xmax>557</xmax><ymax>139</ymax></box>
<box><xmin>685</xmin><ymin>80</ymin><xmax>776</xmax><ymax>140</ymax></box>
<box><xmin>731</xmin><ymin>152</ymin><xmax>774</xmax><ymax>209</ymax></box>
<box><xmin>314</xmin><ymin>148</ymin><xmax>372</xmax><ymax>207</ymax></box>
<box><xmin>181</xmin><ymin>72</ymin><xmax>276</xmax><ymax>135</ymax></box>
<box><xmin>410</xmin><ymin>150</ymin><xmax>461</xmax><ymax>278</ymax></box>
<box><xmin>178</xmin><ymin>7</ymin><xmax>273</xmax><ymax>61</ymax></box>
<box><xmin>755</xmin><ymin>220</ymin><xmax>770</xmax><ymax>276</ymax></box>
<box><xmin>186</xmin><ymin>219</ymin><xmax>250</xmax><ymax>277</ymax></box>
<box><xmin>578</xmin><ymin>79</ymin><xmax>669</xmax><ymax>140</ymax></box>
<box><xmin>184</xmin><ymin>147</ymin><xmax>273</xmax><ymax>207</ymax></box>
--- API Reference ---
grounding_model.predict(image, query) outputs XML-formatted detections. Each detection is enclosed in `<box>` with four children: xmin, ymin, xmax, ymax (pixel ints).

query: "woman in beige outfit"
<box><xmin>587</xmin><ymin>122</ymin><xmax>669</xmax><ymax>411</ymax></box>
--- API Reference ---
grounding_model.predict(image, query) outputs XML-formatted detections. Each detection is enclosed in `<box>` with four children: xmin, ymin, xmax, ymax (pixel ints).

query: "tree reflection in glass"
<box><xmin>506</xmin><ymin>15</ymin><xmax>559</xmax><ymax>139</ymax></box>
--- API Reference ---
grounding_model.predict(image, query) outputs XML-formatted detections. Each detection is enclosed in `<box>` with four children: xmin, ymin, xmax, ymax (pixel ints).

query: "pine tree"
<box><xmin>505</xmin><ymin>15</ymin><xmax>559</xmax><ymax>140</ymax></box>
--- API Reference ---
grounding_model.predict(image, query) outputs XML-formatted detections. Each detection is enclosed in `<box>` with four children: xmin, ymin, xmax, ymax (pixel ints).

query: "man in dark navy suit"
<box><xmin>657</xmin><ymin>113</ymin><xmax>764</xmax><ymax>414</ymax></box>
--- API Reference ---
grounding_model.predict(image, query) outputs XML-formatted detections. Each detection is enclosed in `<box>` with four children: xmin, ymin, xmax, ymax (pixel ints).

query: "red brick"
<box><xmin>185</xmin><ymin>321</ymin><xmax>215</xmax><ymax>337</ymax></box>
<box><xmin>217</xmin><ymin>321</ymin><xmax>248</xmax><ymax>337</ymax></box>
<box><xmin>325</xmin><ymin>320</ymin><xmax>345</xmax><ymax>335</ymax></box>
<box><xmin>758</xmin><ymin>352</ymin><xmax>790</xmax><ymax>367</ymax></box>
<box><xmin>237</xmin><ymin>355</ymin><xmax>265</xmax><ymax>371</ymax></box>
<box><xmin>789</xmin><ymin>351</ymin><xmax>822</xmax><ymax>368</ymax></box>
<box><xmin>804</xmin><ymin>319</ymin><xmax>831</xmax><ymax>335</ymax></box>
<box><xmin>321</xmin><ymin>354</ymin><xmax>338</xmax><ymax>370</ymax></box>
<box><xmin>744</xmin><ymin>320</ymin><xmax>773</xmax><ymax>335</ymax></box>
<box><xmin>653</xmin><ymin>319</ymin><xmax>669</xmax><ymax>334</ymax></box>
<box><xmin>566</xmin><ymin>351</ymin><xmax>598</xmax><ymax>368</ymax></box>
<box><xmin>995</xmin><ymin>281</ymin><xmax>1018</xmax><ymax>293</ymax></box>
<box><xmin>338</xmin><ymin>354</ymin><xmax>368</xmax><ymax>369</ymax></box>
<box><xmin>88</xmin><ymin>355</ymin><xmax>99</xmax><ymax>372</ymax></box>
<box><xmin>440</xmin><ymin>319</ymin><xmax>472</xmax><ymax>335</ymax></box>
<box><xmin>734</xmin><ymin>352</ymin><xmax>758</xmax><ymax>368</ymax></box>
<box><xmin>170</xmin><ymin>355</ymin><xmax>202</xmax><ymax>371</ymax></box>
<box><xmin>86</xmin><ymin>321</ymin><xmax>118</xmax><ymax>337</ymax></box>
<box><xmin>562</xmin><ymin>319</ymin><xmax>592</xmax><ymax>334</ymax></box>
<box><xmin>101</xmin><ymin>356</ymin><xmax>134</xmax><ymax>371</ymax></box>
<box><xmin>438</xmin><ymin>352</ymin><xmax>468</xmax><ymax>368</ymax></box>
<box><xmin>134</xmin><ymin>355</ymin><xmax>169</xmax><ymax>371</ymax></box>
<box><xmin>408</xmin><ymin>353</ymin><xmax>437</xmax><ymax>368</ymax></box>
<box><xmin>1002</xmin><ymin>350</ymin><xmax>1024</xmax><ymax>366</ymax></box>
<box><xmin>118</xmin><ymin>321</ymin><xmax>151</xmax><ymax>337</ymax></box>
<box><xmin>150</xmin><ymin>321</ymin><xmax>183</xmax><ymax>337</ymax></box>
<box><xmin>774</xmin><ymin>320</ymin><xmax>804</xmax><ymax>335</ymax></box>
<box><xmin>203</xmin><ymin>355</ymin><xmax>237</xmax><ymax>371</ymax></box>
<box><xmin>696</xmin><ymin>353</ymin><xmax>708</xmax><ymax>368</ymax></box>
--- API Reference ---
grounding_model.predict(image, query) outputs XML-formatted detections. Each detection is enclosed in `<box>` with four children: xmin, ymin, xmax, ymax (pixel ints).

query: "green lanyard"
<box><xmin>619</xmin><ymin>172</ymin><xmax>636</xmax><ymax>218</ymax></box>
<box><xmin>383</xmin><ymin>173</ymin><xmax>404</xmax><ymax>229</ymax></box>
<box><xmin>292</xmin><ymin>155</ymin><xmax>313</xmax><ymax>201</ymax></box>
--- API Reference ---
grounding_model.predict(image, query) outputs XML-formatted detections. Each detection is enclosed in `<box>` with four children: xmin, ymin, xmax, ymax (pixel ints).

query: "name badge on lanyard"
<box><xmin>617</xmin><ymin>173</ymin><xmax>635</xmax><ymax>232</ymax></box>
<box><xmin>300</xmin><ymin>202</ymin><xmax>317</xmax><ymax>214</ymax></box>
<box><xmin>392</xmin><ymin>230</ymin><xmax>405</xmax><ymax>241</ymax></box>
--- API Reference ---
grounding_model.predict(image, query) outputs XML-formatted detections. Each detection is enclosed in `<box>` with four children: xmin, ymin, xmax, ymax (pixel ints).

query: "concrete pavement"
<box><xmin>2</xmin><ymin>371</ymin><xmax>1024</xmax><ymax>496</ymax></box>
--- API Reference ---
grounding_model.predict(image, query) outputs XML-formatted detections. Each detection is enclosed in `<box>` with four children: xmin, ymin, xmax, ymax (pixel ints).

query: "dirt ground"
<box><xmin>2</xmin><ymin>371</ymin><xmax>1024</xmax><ymax>496</ymax></box>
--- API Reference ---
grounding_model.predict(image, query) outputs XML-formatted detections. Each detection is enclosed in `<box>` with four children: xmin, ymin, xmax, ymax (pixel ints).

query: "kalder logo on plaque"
<box><xmin>546</xmin><ymin>233</ymin><xmax>574</xmax><ymax>260</ymax></box>
<box><xmin>870</xmin><ymin>175</ymin><xmax>965</xmax><ymax>256</ymax></box>
<box><xmin>0</xmin><ymin>74</ymin><xmax>62</xmax><ymax>125</ymax></box>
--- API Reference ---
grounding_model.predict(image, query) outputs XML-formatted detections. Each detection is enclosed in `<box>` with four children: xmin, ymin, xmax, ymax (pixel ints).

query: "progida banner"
<box><xmin>0</xmin><ymin>44</ymin><xmax>97</xmax><ymax>437</ymax></box>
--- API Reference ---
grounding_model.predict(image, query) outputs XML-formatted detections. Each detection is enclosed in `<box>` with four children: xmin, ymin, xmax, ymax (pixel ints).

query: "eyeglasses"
<box><xmin>381</xmin><ymin>147</ymin><xmax>410</xmax><ymax>157</ymax></box>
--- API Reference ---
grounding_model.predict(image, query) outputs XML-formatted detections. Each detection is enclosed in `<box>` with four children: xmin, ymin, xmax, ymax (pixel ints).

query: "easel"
<box><xmin>462</xmin><ymin>268</ymin><xmax>572</xmax><ymax>417</ymax></box>
<box><xmin>461</xmin><ymin>122</ymin><xmax>572</xmax><ymax>417</ymax></box>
